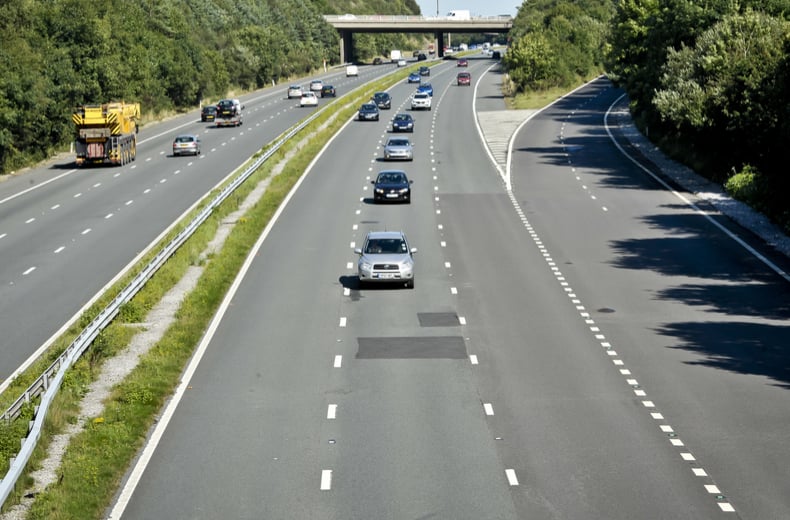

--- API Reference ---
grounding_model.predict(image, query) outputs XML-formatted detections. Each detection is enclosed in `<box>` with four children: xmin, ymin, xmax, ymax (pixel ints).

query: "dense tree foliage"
<box><xmin>504</xmin><ymin>0</ymin><xmax>614</xmax><ymax>91</ymax></box>
<box><xmin>607</xmin><ymin>0</ymin><xmax>790</xmax><ymax>229</ymax></box>
<box><xmin>0</xmin><ymin>0</ymin><xmax>419</xmax><ymax>174</ymax></box>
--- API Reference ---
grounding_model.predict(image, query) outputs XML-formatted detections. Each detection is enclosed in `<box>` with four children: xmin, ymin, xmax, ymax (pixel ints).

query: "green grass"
<box><xmin>0</xmin><ymin>74</ymin><xmax>401</xmax><ymax>519</ymax></box>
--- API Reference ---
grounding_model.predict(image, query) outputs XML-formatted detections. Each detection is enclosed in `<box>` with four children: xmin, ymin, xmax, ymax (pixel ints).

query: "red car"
<box><xmin>457</xmin><ymin>72</ymin><xmax>471</xmax><ymax>86</ymax></box>
<box><xmin>457</xmin><ymin>58</ymin><xmax>469</xmax><ymax>67</ymax></box>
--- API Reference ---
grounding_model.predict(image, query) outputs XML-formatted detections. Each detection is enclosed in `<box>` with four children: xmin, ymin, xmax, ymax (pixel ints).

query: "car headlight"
<box><xmin>399</xmin><ymin>188</ymin><xmax>409</xmax><ymax>193</ymax></box>
<box><xmin>360</xmin><ymin>261</ymin><xmax>372</xmax><ymax>271</ymax></box>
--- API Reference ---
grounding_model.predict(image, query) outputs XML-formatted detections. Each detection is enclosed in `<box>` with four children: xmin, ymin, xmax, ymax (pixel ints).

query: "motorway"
<box><xmin>0</xmin><ymin>63</ymin><xmax>388</xmax><ymax>385</ymax></box>
<box><xmin>109</xmin><ymin>58</ymin><xmax>790</xmax><ymax>519</ymax></box>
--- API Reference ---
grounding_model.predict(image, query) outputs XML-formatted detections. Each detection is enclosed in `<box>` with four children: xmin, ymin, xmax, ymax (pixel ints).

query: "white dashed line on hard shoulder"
<box><xmin>505</xmin><ymin>188</ymin><xmax>736</xmax><ymax>513</ymax></box>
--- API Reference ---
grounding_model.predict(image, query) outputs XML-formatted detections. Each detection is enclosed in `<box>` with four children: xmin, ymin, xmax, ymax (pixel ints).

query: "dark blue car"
<box><xmin>407</xmin><ymin>72</ymin><xmax>421</xmax><ymax>84</ymax></box>
<box><xmin>417</xmin><ymin>83</ymin><xmax>433</xmax><ymax>96</ymax></box>
<box><xmin>391</xmin><ymin>113</ymin><xmax>414</xmax><ymax>133</ymax></box>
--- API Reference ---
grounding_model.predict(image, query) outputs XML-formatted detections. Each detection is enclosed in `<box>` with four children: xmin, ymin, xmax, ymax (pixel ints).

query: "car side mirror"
<box><xmin>409</xmin><ymin>180</ymin><xmax>414</xmax><ymax>184</ymax></box>
<box><xmin>354</xmin><ymin>248</ymin><xmax>362</xmax><ymax>255</ymax></box>
<box><xmin>371</xmin><ymin>180</ymin><xmax>375</xmax><ymax>185</ymax></box>
<box><xmin>410</xmin><ymin>248</ymin><xmax>418</xmax><ymax>254</ymax></box>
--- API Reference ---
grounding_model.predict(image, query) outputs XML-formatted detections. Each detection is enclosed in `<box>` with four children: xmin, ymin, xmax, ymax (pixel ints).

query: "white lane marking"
<box><xmin>51</xmin><ymin>204</ymin><xmax>60</xmax><ymax>210</ymax></box>
<box><xmin>660</xmin><ymin>425</ymin><xmax>673</xmax><ymax>433</ymax></box>
<box><xmin>350</xmin><ymin>242</ymin><xmax>355</xmax><ymax>249</ymax></box>
<box><xmin>23</xmin><ymin>266</ymin><xmax>36</xmax><ymax>275</ymax></box>
<box><xmin>605</xmin><ymin>93</ymin><xmax>789</xmax><ymax>282</ymax></box>
<box><xmin>718</xmin><ymin>503</ymin><xmax>735</xmax><ymax>512</ymax></box>
<box><xmin>483</xmin><ymin>403</ymin><xmax>494</xmax><ymax>416</ymax></box>
<box><xmin>93</xmin><ymin>183</ymin><xmax>101</xmax><ymax>188</ymax></box>
<box><xmin>458</xmin><ymin>316</ymin><xmax>466</xmax><ymax>325</ymax></box>
<box><xmin>73</xmin><ymin>193</ymin><xmax>82</xmax><ymax>198</ymax></box>
<box><xmin>469</xmin><ymin>355</ymin><xmax>478</xmax><ymax>365</ymax></box>
<box><xmin>444</xmin><ymin>262</ymin><xmax>451</xmax><ymax>268</ymax></box>
<box><xmin>54</xmin><ymin>246</ymin><xmax>65</xmax><ymax>254</ymax></box>
<box><xmin>105</xmin><ymin>213</ymin><xmax>114</xmax><ymax>219</ymax></box>
<box><xmin>25</xmin><ymin>217</ymin><xmax>35</xmax><ymax>224</ymax></box>
<box><xmin>440</xmin><ymin>241</ymin><xmax>446</xmax><ymax>247</ymax></box>
<box><xmin>670</xmin><ymin>439</ymin><xmax>684</xmax><ymax>446</ymax></box>
<box><xmin>125</xmin><ymin>200</ymin><xmax>133</xmax><ymax>206</ymax></box>
<box><xmin>681</xmin><ymin>453</ymin><xmax>696</xmax><ymax>461</ymax></box>
<box><xmin>505</xmin><ymin>469</ymin><xmax>519</xmax><ymax>486</ymax></box>
<box><xmin>642</xmin><ymin>401</ymin><xmax>655</xmax><ymax>408</ymax></box>
<box><xmin>343</xmin><ymin>288</ymin><xmax>350</xmax><ymax>296</ymax></box>
<box><xmin>450</xmin><ymin>287</ymin><xmax>458</xmax><ymax>295</ymax></box>
<box><xmin>346</xmin><ymin>262</ymin><xmax>353</xmax><ymax>269</ymax></box>
<box><xmin>334</xmin><ymin>355</ymin><xmax>342</xmax><ymax>368</ymax></box>
<box><xmin>651</xmin><ymin>413</ymin><xmax>664</xmax><ymax>420</ymax></box>
<box><xmin>327</xmin><ymin>404</ymin><xmax>337</xmax><ymax>419</ymax></box>
<box><xmin>160</xmin><ymin>179</ymin><xmax>167</xmax><ymax>184</ymax></box>
<box><xmin>320</xmin><ymin>470</ymin><xmax>332</xmax><ymax>490</ymax></box>
<box><xmin>81</xmin><ymin>228</ymin><xmax>91</xmax><ymax>235</ymax></box>
<box><xmin>339</xmin><ymin>317</ymin><xmax>347</xmax><ymax>327</ymax></box>
<box><xmin>692</xmin><ymin>468</ymin><xmax>708</xmax><ymax>477</ymax></box>
<box><xmin>144</xmin><ymin>188</ymin><xmax>151</xmax><ymax>194</ymax></box>
<box><xmin>0</xmin><ymin>233</ymin><xmax>6</xmax><ymax>240</ymax></box>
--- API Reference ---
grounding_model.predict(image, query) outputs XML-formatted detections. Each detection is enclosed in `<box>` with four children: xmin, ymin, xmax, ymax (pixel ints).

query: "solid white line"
<box><xmin>604</xmin><ymin>93</ymin><xmax>789</xmax><ymax>283</ymax></box>
<box><xmin>505</xmin><ymin>469</ymin><xmax>519</xmax><ymax>486</ymax></box>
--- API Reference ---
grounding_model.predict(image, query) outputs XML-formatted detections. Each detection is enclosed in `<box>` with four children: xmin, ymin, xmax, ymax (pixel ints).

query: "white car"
<box><xmin>287</xmin><ymin>85</ymin><xmax>303</xmax><ymax>99</ymax></box>
<box><xmin>346</xmin><ymin>64</ymin><xmax>359</xmax><ymax>77</ymax></box>
<box><xmin>411</xmin><ymin>92</ymin><xmax>432</xmax><ymax>110</ymax></box>
<box><xmin>310</xmin><ymin>80</ymin><xmax>323</xmax><ymax>92</ymax></box>
<box><xmin>397</xmin><ymin>59</ymin><xmax>407</xmax><ymax>67</ymax></box>
<box><xmin>300</xmin><ymin>92</ymin><xmax>318</xmax><ymax>107</ymax></box>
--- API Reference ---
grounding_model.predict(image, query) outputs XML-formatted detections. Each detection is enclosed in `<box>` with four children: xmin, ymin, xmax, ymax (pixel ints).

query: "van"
<box><xmin>346</xmin><ymin>64</ymin><xmax>359</xmax><ymax>77</ymax></box>
<box><xmin>446</xmin><ymin>9</ymin><xmax>471</xmax><ymax>20</ymax></box>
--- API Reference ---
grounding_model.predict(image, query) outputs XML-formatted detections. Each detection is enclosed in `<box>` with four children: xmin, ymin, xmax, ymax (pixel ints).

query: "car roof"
<box><xmin>366</xmin><ymin>230</ymin><xmax>406</xmax><ymax>240</ymax></box>
<box><xmin>361</xmin><ymin>103</ymin><xmax>377</xmax><ymax>108</ymax></box>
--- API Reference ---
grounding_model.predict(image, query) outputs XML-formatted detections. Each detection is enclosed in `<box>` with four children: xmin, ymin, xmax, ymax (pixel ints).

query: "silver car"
<box><xmin>355</xmin><ymin>231</ymin><xmax>417</xmax><ymax>288</ymax></box>
<box><xmin>382</xmin><ymin>137</ymin><xmax>413</xmax><ymax>161</ymax></box>
<box><xmin>172</xmin><ymin>134</ymin><xmax>201</xmax><ymax>156</ymax></box>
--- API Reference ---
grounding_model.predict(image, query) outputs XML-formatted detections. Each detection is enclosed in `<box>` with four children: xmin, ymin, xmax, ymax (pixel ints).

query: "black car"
<box><xmin>358</xmin><ymin>103</ymin><xmax>380</xmax><ymax>121</ymax></box>
<box><xmin>391</xmin><ymin>113</ymin><xmax>414</xmax><ymax>133</ymax></box>
<box><xmin>372</xmin><ymin>92</ymin><xmax>392</xmax><ymax>109</ymax></box>
<box><xmin>321</xmin><ymin>85</ymin><xmax>336</xmax><ymax>98</ymax></box>
<box><xmin>371</xmin><ymin>170</ymin><xmax>413</xmax><ymax>203</ymax></box>
<box><xmin>419</xmin><ymin>66</ymin><xmax>430</xmax><ymax>76</ymax></box>
<box><xmin>200</xmin><ymin>105</ymin><xmax>217</xmax><ymax>122</ymax></box>
<box><xmin>417</xmin><ymin>53</ymin><xmax>428</xmax><ymax>61</ymax></box>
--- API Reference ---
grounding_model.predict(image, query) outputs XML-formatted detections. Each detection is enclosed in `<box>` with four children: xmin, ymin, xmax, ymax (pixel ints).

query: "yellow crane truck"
<box><xmin>72</xmin><ymin>102</ymin><xmax>140</xmax><ymax>166</ymax></box>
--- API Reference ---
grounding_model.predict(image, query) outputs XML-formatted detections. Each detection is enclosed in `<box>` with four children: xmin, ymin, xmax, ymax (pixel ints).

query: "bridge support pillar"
<box><xmin>340</xmin><ymin>31</ymin><xmax>353</xmax><ymax>64</ymax></box>
<box><xmin>436</xmin><ymin>32</ymin><xmax>446</xmax><ymax>58</ymax></box>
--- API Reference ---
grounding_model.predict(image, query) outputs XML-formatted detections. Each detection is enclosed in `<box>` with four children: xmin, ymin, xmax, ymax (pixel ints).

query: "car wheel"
<box><xmin>406</xmin><ymin>279</ymin><xmax>414</xmax><ymax>289</ymax></box>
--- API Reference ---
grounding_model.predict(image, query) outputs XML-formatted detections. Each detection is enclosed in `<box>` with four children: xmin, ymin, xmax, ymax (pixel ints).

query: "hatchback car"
<box><xmin>457</xmin><ymin>58</ymin><xmax>469</xmax><ymax>67</ymax></box>
<box><xmin>391</xmin><ymin>113</ymin><xmax>415</xmax><ymax>132</ymax></box>
<box><xmin>417</xmin><ymin>53</ymin><xmax>428</xmax><ymax>61</ymax></box>
<box><xmin>457</xmin><ymin>72</ymin><xmax>471</xmax><ymax>86</ymax></box>
<box><xmin>320</xmin><ymin>85</ymin><xmax>336</xmax><ymax>98</ymax></box>
<box><xmin>417</xmin><ymin>83</ymin><xmax>433</xmax><ymax>96</ymax></box>
<box><xmin>287</xmin><ymin>85</ymin><xmax>303</xmax><ymax>99</ymax></box>
<box><xmin>397</xmin><ymin>59</ymin><xmax>407</xmax><ymax>67</ymax></box>
<box><xmin>309</xmin><ymin>80</ymin><xmax>323</xmax><ymax>92</ymax></box>
<box><xmin>200</xmin><ymin>105</ymin><xmax>217</xmax><ymax>122</ymax></box>
<box><xmin>382</xmin><ymin>137</ymin><xmax>414</xmax><ymax>161</ymax></box>
<box><xmin>358</xmin><ymin>102</ymin><xmax>380</xmax><ymax>121</ymax></box>
<box><xmin>356</xmin><ymin>230</ymin><xmax>416</xmax><ymax>288</ymax></box>
<box><xmin>300</xmin><ymin>91</ymin><xmax>318</xmax><ymax>107</ymax></box>
<box><xmin>410</xmin><ymin>92</ymin><xmax>432</xmax><ymax>110</ymax></box>
<box><xmin>172</xmin><ymin>134</ymin><xmax>201</xmax><ymax>156</ymax></box>
<box><xmin>419</xmin><ymin>66</ymin><xmax>430</xmax><ymax>76</ymax></box>
<box><xmin>407</xmin><ymin>72</ymin><xmax>421</xmax><ymax>84</ymax></box>
<box><xmin>372</xmin><ymin>92</ymin><xmax>392</xmax><ymax>109</ymax></box>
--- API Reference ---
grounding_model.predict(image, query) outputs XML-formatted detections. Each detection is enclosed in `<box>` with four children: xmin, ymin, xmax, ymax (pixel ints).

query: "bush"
<box><xmin>725</xmin><ymin>165</ymin><xmax>766</xmax><ymax>211</ymax></box>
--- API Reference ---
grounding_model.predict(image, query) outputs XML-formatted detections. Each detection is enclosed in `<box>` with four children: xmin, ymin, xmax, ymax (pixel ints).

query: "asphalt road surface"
<box><xmin>112</xmin><ymin>59</ymin><xmax>789</xmax><ymax>519</ymax></box>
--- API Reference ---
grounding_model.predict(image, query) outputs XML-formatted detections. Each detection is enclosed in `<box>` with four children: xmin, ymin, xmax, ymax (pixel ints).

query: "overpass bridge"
<box><xmin>323</xmin><ymin>15</ymin><xmax>513</xmax><ymax>62</ymax></box>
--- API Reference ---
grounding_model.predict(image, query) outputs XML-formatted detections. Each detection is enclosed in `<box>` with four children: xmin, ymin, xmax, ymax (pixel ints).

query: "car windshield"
<box><xmin>175</xmin><ymin>136</ymin><xmax>194</xmax><ymax>143</ymax></box>
<box><xmin>361</xmin><ymin>104</ymin><xmax>376</xmax><ymax>110</ymax></box>
<box><xmin>395</xmin><ymin>115</ymin><xmax>410</xmax><ymax>121</ymax></box>
<box><xmin>387</xmin><ymin>139</ymin><xmax>409</xmax><ymax>147</ymax></box>
<box><xmin>377</xmin><ymin>172</ymin><xmax>405</xmax><ymax>183</ymax></box>
<box><xmin>365</xmin><ymin>238</ymin><xmax>407</xmax><ymax>254</ymax></box>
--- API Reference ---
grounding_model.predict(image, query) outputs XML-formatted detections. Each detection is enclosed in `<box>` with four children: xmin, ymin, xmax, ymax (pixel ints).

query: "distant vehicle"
<box><xmin>370</xmin><ymin>172</ymin><xmax>414</xmax><ymax>204</ymax></box>
<box><xmin>390</xmin><ymin>49</ymin><xmax>402</xmax><ymax>62</ymax></box>
<box><xmin>309</xmin><ymin>80</ymin><xmax>323</xmax><ymax>92</ymax></box>
<box><xmin>172</xmin><ymin>134</ymin><xmax>201</xmax><ymax>156</ymax></box>
<box><xmin>300</xmin><ymin>91</ymin><xmax>318</xmax><ymax>107</ymax></box>
<box><xmin>215</xmin><ymin>98</ymin><xmax>243</xmax><ymax>127</ymax></box>
<box><xmin>391</xmin><ymin>113</ymin><xmax>415</xmax><ymax>133</ymax></box>
<box><xmin>447</xmin><ymin>9</ymin><xmax>471</xmax><ymax>20</ymax></box>
<box><xmin>411</xmin><ymin>92</ymin><xmax>432</xmax><ymax>110</ymax></box>
<box><xmin>417</xmin><ymin>83</ymin><xmax>434</xmax><ymax>96</ymax></box>
<box><xmin>382</xmin><ymin>137</ymin><xmax>414</xmax><ymax>161</ymax></box>
<box><xmin>200</xmin><ymin>105</ymin><xmax>217</xmax><ymax>122</ymax></box>
<box><xmin>457</xmin><ymin>58</ymin><xmax>468</xmax><ymax>67</ymax></box>
<box><xmin>373</xmin><ymin>57</ymin><xmax>383</xmax><ymax>65</ymax></box>
<box><xmin>358</xmin><ymin>102</ymin><xmax>380</xmax><ymax>121</ymax></box>
<box><xmin>346</xmin><ymin>64</ymin><xmax>359</xmax><ymax>76</ymax></box>
<box><xmin>287</xmin><ymin>85</ymin><xmax>303</xmax><ymax>99</ymax></box>
<box><xmin>397</xmin><ymin>59</ymin><xmax>407</xmax><ymax>67</ymax></box>
<box><xmin>407</xmin><ymin>72</ymin><xmax>421</xmax><ymax>84</ymax></box>
<box><xmin>355</xmin><ymin>230</ymin><xmax>416</xmax><ymax>288</ymax></box>
<box><xmin>457</xmin><ymin>71</ymin><xmax>471</xmax><ymax>86</ymax></box>
<box><xmin>491</xmin><ymin>50</ymin><xmax>501</xmax><ymax>60</ymax></box>
<box><xmin>419</xmin><ymin>66</ymin><xmax>430</xmax><ymax>76</ymax></box>
<box><xmin>320</xmin><ymin>85</ymin><xmax>336</xmax><ymax>97</ymax></box>
<box><xmin>417</xmin><ymin>53</ymin><xmax>428</xmax><ymax>61</ymax></box>
<box><xmin>372</xmin><ymin>92</ymin><xmax>392</xmax><ymax>109</ymax></box>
